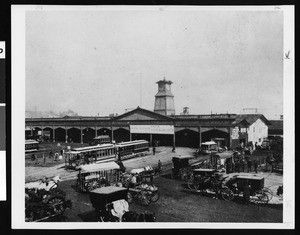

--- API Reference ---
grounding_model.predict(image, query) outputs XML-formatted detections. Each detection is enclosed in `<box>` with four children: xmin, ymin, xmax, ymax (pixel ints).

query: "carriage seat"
<box><xmin>110</xmin><ymin>199</ymin><xmax>129</xmax><ymax>221</ymax></box>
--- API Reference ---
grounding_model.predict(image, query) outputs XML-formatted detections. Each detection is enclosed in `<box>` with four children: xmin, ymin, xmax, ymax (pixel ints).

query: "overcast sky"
<box><xmin>25</xmin><ymin>8</ymin><xmax>283</xmax><ymax>119</ymax></box>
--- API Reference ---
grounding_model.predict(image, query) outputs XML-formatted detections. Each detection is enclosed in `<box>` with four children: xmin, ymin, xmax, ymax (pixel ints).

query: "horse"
<box><xmin>25</xmin><ymin>175</ymin><xmax>62</xmax><ymax>191</ymax></box>
<box><xmin>122</xmin><ymin>211</ymin><xmax>156</xmax><ymax>222</ymax></box>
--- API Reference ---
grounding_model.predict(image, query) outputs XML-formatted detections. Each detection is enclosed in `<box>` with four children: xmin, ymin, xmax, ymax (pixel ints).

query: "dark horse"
<box><xmin>122</xmin><ymin>211</ymin><xmax>156</xmax><ymax>222</ymax></box>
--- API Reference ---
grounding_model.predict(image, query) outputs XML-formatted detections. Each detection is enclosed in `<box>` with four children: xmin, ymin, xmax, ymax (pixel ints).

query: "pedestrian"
<box><xmin>247</xmin><ymin>160</ymin><xmax>252</xmax><ymax>172</ymax></box>
<box><xmin>241</xmin><ymin>159</ymin><xmax>245</xmax><ymax>172</ymax></box>
<box><xmin>243</xmin><ymin>181</ymin><xmax>251</xmax><ymax>204</ymax></box>
<box><xmin>153</xmin><ymin>146</ymin><xmax>156</xmax><ymax>155</ymax></box>
<box><xmin>253</xmin><ymin>160</ymin><xmax>258</xmax><ymax>173</ymax></box>
<box><xmin>43</xmin><ymin>154</ymin><xmax>46</xmax><ymax>165</ymax></box>
<box><xmin>31</xmin><ymin>153</ymin><xmax>36</xmax><ymax>161</ymax></box>
<box><xmin>35</xmin><ymin>155</ymin><xmax>39</xmax><ymax>165</ymax></box>
<box><xmin>49</xmin><ymin>150</ymin><xmax>53</xmax><ymax>159</ymax></box>
<box><xmin>54</xmin><ymin>151</ymin><xmax>59</xmax><ymax>161</ymax></box>
<box><xmin>157</xmin><ymin>159</ymin><xmax>162</xmax><ymax>174</ymax></box>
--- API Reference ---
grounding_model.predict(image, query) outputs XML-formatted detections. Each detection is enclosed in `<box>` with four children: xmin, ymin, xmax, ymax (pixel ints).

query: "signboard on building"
<box><xmin>130</xmin><ymin>125</ymin><xmax>174</xmax><ymax>134</ymax></box>
<box><xmin>231</xmin><ymin>127</ymin><xmax>239</xmax><ymax>139</ymax></box>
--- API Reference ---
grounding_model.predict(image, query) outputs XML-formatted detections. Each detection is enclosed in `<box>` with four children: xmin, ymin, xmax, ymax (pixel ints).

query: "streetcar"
<box><xmin>89</xmin><ymin>135</ymin><xmax>111</xmax><ymax>146</ymax></box>
<box><xmin>116</xmin><ymin>140</ymin><xmax>150</xmax><ymax>161</ymax></box>
<box><xmin>65</xmin><ymin>144</ymin><xmax>117</xmax><ymax>169</ymax></box>
<box><xmin>25</xmin><ymin>140</ymin><xmax>39</xmax><ymax>153</ymax></box>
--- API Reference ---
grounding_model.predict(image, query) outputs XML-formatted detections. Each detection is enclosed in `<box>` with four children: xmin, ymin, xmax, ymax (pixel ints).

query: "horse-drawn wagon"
<box><xmin>187</xmin><ymin>169</ymin><xmax>234</xmax><ymax>201</ymax></box>
<box><xmin>25</xmin><ymin>176</ymin><xmax>72</xmax><ymax>222</ymax></box>
<box><xmin>89</xmin><ymin>186</ymin><xmax>155</xmax><ymax>222</ymax></box>
<box><xmin>76</xmin><ymin>161</ymin><xmax>122</xmax><ymax>192</ymax></box>
<box><xmin>225</xmin><ymin>174</ymin><xmax>271</xmax><ymax>204</ymax></box>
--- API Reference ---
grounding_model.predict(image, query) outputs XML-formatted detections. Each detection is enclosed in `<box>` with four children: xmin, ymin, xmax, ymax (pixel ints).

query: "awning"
<box><xmin>79</xmin><ymin>161</ymin><xmax>120</xmax><ymax>173</ymax></box>
<box><xmin>214</xmin><ymin>151</ymin><xmax>234</xmax><ymax>159</ymax></box>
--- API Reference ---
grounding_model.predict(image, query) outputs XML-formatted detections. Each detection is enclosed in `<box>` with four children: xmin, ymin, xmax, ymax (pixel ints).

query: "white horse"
<box><xmin>25</xmin><ymin>175</ymin><xmax>62</xmax><ymax>191</ymax></box>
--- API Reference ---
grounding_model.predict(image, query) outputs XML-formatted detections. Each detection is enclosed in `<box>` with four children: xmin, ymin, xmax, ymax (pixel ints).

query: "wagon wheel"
<box><xmin>187</xmin><ymin>179</ymin><xmax>199</xmax><ymax>190</ymax></box>
<box><xmin>85</xmin><ymin>179</ymin><xmax>100</xmax><ymax>192</ymax></box>
<box><xmin>47</xmin><ymin>196</ymin><xmax>65</xmax><ymax>214</ymax></box>
<box><xmin>137</xmin><ymin>191</ymin><xmax>151</xmax><ymax>206</ymax></box>
<box><xmin>220</xmin><ymin>188</ymin><xmax>235</xmax><ymax>201</ymax></box>
<box><xmin>127</xmin><ymin>191</ymin><xmax>134</xmax><ymax>204</ymax></box>
<box><xmin>150</xmin><ymin>191</ymin><xmax>160</xmax><ymax>202</ymax></box>
<box><xmin>251</xmin><ymin>190</ymin><xmax>270</xmax><ymax>205</ymax></box>
<box><xmin>262</xmin><ymin>187</ymin><xmax>273</xmax><ymax>200</ymax></box>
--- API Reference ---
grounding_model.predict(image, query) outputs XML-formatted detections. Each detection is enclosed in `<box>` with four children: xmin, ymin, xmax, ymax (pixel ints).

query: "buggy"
<box><xmin>187</xmin><ymin>169</ymin><xmax>234</xmax><ymax>201</ymax></box>
<box><xmin>225</xmin><ymin>174</ymin><xmax>271</xmax><ymax>204</ymax></box>
<box><xmin>77</xmin><ymin>161</ymin><xmax>122</xmax><ymax>192</ymax></box>
<box><xmin>25</xmin><ymin>177</ymin><xmax>72</xmax><ymax>222</ymax></box>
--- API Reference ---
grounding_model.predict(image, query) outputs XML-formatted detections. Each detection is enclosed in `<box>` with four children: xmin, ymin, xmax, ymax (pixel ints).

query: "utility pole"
<box><xmin>140</xmin><ymin>72</ymin><xmax>142</xmax><ymax>107</ymax></box>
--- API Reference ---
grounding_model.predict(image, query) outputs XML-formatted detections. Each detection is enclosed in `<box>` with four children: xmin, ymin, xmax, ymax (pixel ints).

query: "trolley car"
<box><xmin>116</xmin><ymin>140</ymin><xmax>149</xmax><ymax>161</ymax></box>
<box><xmin>89</xmin><ymin>135</ymin><xmax>111</xmax><ymax>146</ymax></box>
<box><xmin>25</xmin><ymin>140</ymin><xmax>39</xmax><ymax>153</ymax></box>
<box><xmin>65</xmin><ymin>144</ymin><xmax>117</xmax><ymax>169</ymax></box>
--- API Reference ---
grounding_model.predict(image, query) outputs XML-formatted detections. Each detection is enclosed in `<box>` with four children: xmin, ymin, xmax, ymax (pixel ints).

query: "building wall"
<box><xmin>247</xmin><ymin>119</ymin><xmax>268</xmax><ymax>146</ymax></box>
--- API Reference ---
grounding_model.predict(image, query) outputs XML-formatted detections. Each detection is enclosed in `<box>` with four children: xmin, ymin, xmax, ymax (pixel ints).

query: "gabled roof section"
<box><xmin>113</xmin><ymin>107</ymin><xmax>174</xmax><ymax>121</ymax></box>
<box><xmin>236</xmin><ymin>114</ymin><xmax>271</xmax><ymax>126</ymax></box>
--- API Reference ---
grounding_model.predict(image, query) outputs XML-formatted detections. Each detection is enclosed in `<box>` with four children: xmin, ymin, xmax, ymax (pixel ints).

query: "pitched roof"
<box><xmin>236</xmin><ymin>114</ymin><xmax>271</xmax><ymax>126</ymax></box>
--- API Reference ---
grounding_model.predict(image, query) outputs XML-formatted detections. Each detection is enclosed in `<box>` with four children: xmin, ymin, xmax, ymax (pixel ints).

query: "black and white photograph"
<box><xmin>11</xmin><ymin>5</ymin><xmax>294</xmax><ymax>229</ymax></box>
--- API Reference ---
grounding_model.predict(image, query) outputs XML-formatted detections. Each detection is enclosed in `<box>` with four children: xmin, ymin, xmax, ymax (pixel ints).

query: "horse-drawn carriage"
<box><xmin>25</xmin><ymin>176</ymin><xmax>72</xmax><ymax>222</ymax></box>
<box><xmin>122</xmin><ymin>166</ymin><xmax>160</xmax><ymax>206</ymax></box>
<box><xmin>76</xmin><ymin>161</ymin><xmax>122</xmax><ymax>192</ymax></box>
<box><xmin>89</xmin><ymin>186</ymin><xmax>155</xmax><ymax>222</ymax></box>
<box><xmin>187</xmin><ymin>169</ymin><xmax>234</xmax><ymax>201</ymax></box>
<box><xmin>225</xmin><ymin>174</ymin><xmax>271</xmax><ymax>204</ymax></box>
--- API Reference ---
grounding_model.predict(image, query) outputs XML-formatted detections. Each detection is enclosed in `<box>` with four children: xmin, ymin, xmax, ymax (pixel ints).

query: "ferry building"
<box><xmin>25</xmin><ymin>78</ymin><xmax>270</xmax><ymax>149</ymax></box>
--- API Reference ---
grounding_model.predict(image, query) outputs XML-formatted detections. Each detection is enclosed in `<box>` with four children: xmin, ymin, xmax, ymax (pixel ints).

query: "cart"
<box><xmin>171</xmin><ymin>155</ymin><xmax>194</xmax><ymax>180</ymax></box>
<box><xmin>187</xmin><ymin>169</ymin><xmax>234</xmax><ymax>201</ymax></box>
<box><xmin>25</xmin><ymin>179</ymin><xmax>72</xmax><ymax>222</ymax></box>
<box><xmin>89</xmin><ymin>186</ymin><xmax>129</xmax><ymax>222</ymax></box>
<box><xmin>77</xmin><ymin>161</ymin><xmax>122</xmax><ymax>192</ymax></box>
<box><xmin>225</xmin><ymin>174</ymin><xmax>271</xmax><ymax>204</ymax></box>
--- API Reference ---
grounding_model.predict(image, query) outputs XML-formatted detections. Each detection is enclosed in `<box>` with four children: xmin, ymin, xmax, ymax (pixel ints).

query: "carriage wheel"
<box><xmin>47</xmin><ymin>196</ymin><xmax>65</xmax><ymax>214</ymax></box>
<box><xmin>150</xmin><ymin>191</ymin><xmax>160</xmax><ymax>202</ymax></box>
<box><xmin>137</xmin><ymin>191</ymin><xmax>151</xmax><ymax>206</ymax></box>
<box><xmin>85</xmin><ymin>179</ymin><xmax>100</xmax><ymax>192</ymax></box>
<box><xmin>127</xmin><ymin>192</ymin><xmax>134</xmax><ymax>204</ymax></box>
<box><xmin>262</xmin><ymin>187</ymin><xmax>273</xmax><ymax>200</ymax></box>
<box><xmin>220</xmin><ymin>188</ymin><xmax>235</xmax><ymax>201</ymax></box>
<box><xmin>187</xmin><ymin>179</ymin><xmax>199</xmax><ymax>190</ymax></box>
<box><xmin>252</xmin><ymin>190</ymin><xmax>270</xmax><ymax>205</ymax></box>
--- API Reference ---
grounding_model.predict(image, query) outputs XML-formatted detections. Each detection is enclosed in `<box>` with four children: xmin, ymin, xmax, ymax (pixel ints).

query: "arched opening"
<box><xmin>97</xmin><ymin>128</ymin><xmax>112</xmax><ymax>139</ymax></box>
<box><xmin>55</xmin><ymin>128</ymin><xmax>66</xmax><ymax>142</ymax></box>
<box><xmin>175</xmin><ymin>129</ymin><xmax>199</xmax><ymax>148</ymax></box>
<box><xmin>201</xmin><ymin>129</ymin><xmax>230</xmax><ymax>147</ymax></box>
<box><xmin>114</xmin><ymin>128</ymin><xmax>130</xmax><ymax>143</ymax></box>
<box><xmin>43</xmin><ymin>127</ymin><xmax>53</xmax><ymax>142</ymax></box>
<box><xmin>67</xmin><ymin>128</ymin><xmax>81</xmax><ymax>143</ymax></box>
<box><xmin>82</xmin><ymin>128</ymin><xmax>95</xmax><ymax>143</ymax></box>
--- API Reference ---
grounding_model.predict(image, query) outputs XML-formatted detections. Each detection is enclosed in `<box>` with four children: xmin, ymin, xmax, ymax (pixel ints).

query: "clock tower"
<box><xmin>154</xmin><ymin>78</ymin><xmax>175</xmax><ymax>116</ymax></box>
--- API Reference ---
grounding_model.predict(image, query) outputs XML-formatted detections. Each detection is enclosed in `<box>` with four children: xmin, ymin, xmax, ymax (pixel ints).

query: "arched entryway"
<box><xmin>175</xmin><ymin>129</ymin><xmax>199</xmax><ymax>148</ymax></box>
<box><xmin>55</xmin><ymin>128</ymin><xmax>66</xmax><ymax>142</ymax></box>
<box><xmin>67</xmin><ymin>128</ymin><xmax>81</xmax><ymax>143</ymax></box>
<box><xmin>114</xmin><ymin>128</ymin><xmax>130</xmax><ymax>143</ymax></box>
<box><xmin>82</xmin><ymin>128</ymin><xmax>95</xmax><ymax>143</ymax></box>
<box><xmin>201</xmin><ymin>129</ymin><xmax>230</xmax><ymax>147</ymax></box>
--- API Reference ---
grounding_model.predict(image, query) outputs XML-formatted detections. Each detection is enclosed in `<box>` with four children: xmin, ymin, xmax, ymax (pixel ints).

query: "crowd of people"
<box><xmin>30</xmin><ymin>149</ymin><xmax>64</xmax><ymax>165</ymax></box>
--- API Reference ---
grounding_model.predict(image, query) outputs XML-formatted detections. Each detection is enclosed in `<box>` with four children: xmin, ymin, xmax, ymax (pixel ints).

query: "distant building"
<box><xmin>235</xmin><ymin>114</ymin><xmax>270</xmax><ymax>148</ymax></box>
<box><xmin>154</xmin><ymin>78</ymin><xmax>175</xmax><ymax>116</ymax></box>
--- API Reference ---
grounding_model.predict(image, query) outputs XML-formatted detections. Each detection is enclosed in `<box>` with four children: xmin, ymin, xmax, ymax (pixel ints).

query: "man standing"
<box><xmin>253</xmin><ymin>160</ymin><xmax>258</xmax><ymax>173</ymax></box>
<box><xmin>247</xmin><ymin>160</ymin><xmax>252</xmax><ymax>172</ymax></box>
<box><xmin>153</xmin><ymin>146</ymin><xmax>156</xmax><ymax>155</ymax></box>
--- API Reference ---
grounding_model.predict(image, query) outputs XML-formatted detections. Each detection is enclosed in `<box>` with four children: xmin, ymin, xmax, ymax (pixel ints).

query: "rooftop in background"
<box><xmin>235</xmin><ymin>114</ymin><xmax>271</xmax><ymax>126</ymax></box>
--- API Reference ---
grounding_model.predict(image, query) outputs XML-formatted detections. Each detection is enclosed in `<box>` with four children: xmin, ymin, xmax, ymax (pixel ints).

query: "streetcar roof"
<box><xmin>193</xmin><ymin>168</ymin><xmax>216</xmax><ymax>172</ymax></box>
<box><xmin>115</xmin><ymin>140</ymin><xmax>148</xmax><ymax>147</ymax></box>
<box><xmin>201</xmin><ymin>141</ymin><xmax>217</xmax><ymax>146</ymax></box>
<box><xmin>236</xmin><ymin>175</ymin><xmax>264</xmax><ymax>180</ymax></box>
<box><xmin>71</xmin><ymin>143</ymin><xmax>115</xmax><ymax>152</ymax></box>
<box><xmin>25</xmin><ymin>140</ymin><xmax>39</xmax><ymax>144</ymax></box>
<box><xmin>93</xmin><ymin>135</ymin><xmax>110</xmax><ymax>140</ymax></box>
<box><xmin>79</xmin><ymin>161</ymin><xmax>120</xmax><ymax>173</ymax></box>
